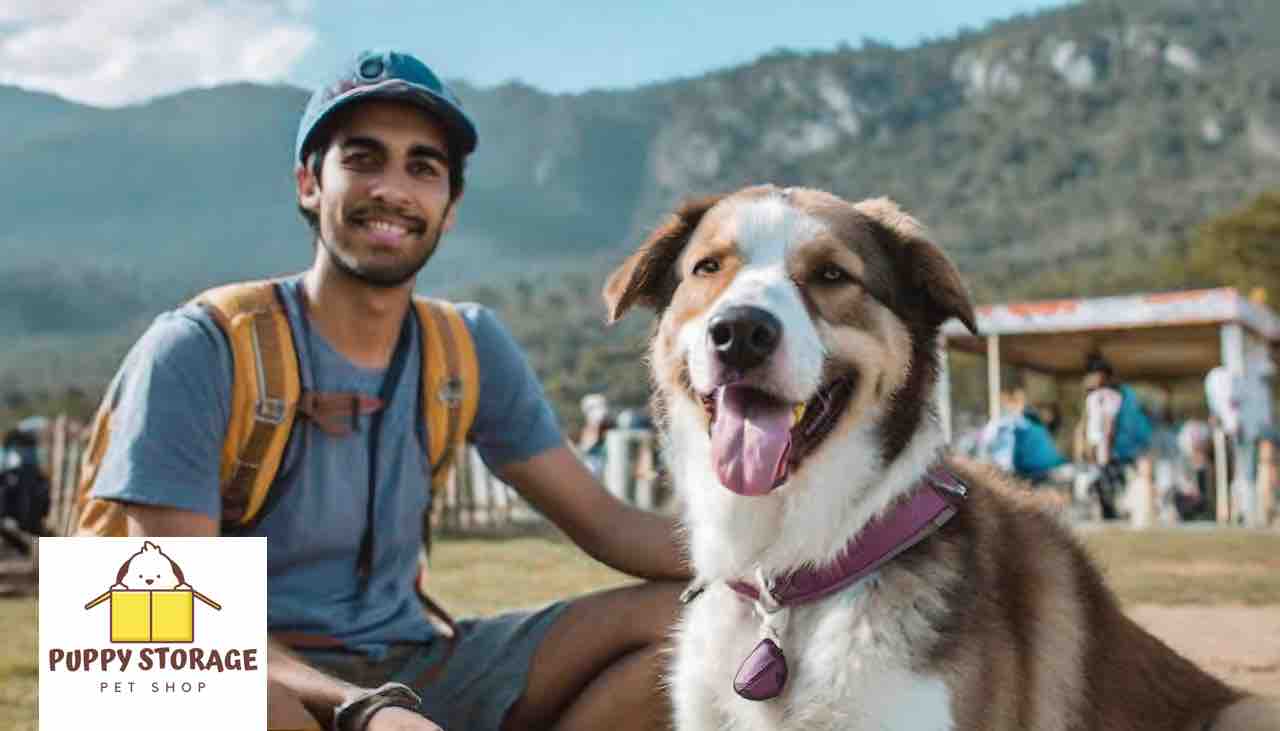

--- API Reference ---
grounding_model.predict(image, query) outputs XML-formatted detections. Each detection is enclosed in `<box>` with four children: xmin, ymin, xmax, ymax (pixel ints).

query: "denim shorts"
<box><xmin>299</xmin><ymin>601</ymin><xmax>568</xmax><ymax>731</ymax></box>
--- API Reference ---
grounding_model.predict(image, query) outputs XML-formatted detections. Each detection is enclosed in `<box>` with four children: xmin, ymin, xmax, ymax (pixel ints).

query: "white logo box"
<box><xmin>39</xmin><ymin>537</ymin><xmax>267</xmax><ymax>731</ymax></box>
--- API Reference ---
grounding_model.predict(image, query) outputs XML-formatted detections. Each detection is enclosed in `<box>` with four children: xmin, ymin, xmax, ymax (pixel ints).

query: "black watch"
<box><xmin>332</xmin><ymin>682</ymin><xmax>422</xmax><ymax>731</ymax></box>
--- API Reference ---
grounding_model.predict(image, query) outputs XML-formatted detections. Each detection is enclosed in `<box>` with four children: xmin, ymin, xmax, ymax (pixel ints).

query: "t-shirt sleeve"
<box><xmin>88</xmin><ymin>308</ymin><xmax>232</xmax><ymax>521</ymax></box>
<box><xmin>460</xmin><ymin>304</ymin><xmax>565</xmax><ymax>471</ymax></box>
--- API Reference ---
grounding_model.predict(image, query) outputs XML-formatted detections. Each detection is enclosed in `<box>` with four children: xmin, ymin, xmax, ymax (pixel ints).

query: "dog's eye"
<box><xmin>692</xmin><ymin>257</ymin><xmax>721</xmax><ymax>277</ymax></box>
<box><xmin>817</xmin><ymin>265</ymin><xmax>850</xmax><ymax>284</ymax></box>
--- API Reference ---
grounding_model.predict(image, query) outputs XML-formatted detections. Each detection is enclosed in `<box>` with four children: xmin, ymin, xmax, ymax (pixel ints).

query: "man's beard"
<box><xmin>319</xmin><ymin>216</ymin><xmax>446</xmax><ymax>289</ymax></box>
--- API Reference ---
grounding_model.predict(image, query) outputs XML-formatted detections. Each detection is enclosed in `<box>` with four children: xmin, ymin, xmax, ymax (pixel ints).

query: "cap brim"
<box><xmin>298</xmin><ymin>79</ymin><xmax>477</xmax><ymax>162</ymax></box>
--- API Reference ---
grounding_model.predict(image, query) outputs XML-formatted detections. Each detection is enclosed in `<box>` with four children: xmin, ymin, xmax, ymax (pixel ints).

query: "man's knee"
<box><xmin>615</xmin><ymin>580</ymin><xmax>684</xmax><ymax>646</ymax></box>
<box><xmin>268</xmin><ymin>680</ymin><xmax>323</xmax><ymax>730</ymax></box>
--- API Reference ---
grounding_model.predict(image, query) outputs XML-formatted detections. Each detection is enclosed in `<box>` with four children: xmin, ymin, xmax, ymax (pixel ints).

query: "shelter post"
<box><xmin>987</xmin><ymin>335</ymin><xmax>1001</xmax><ymax>423</ymax></box>
<box><xmin>937</xmin><ymin>333</ymin><xmax>952</xmax><ymax>443</ymax></box>
<box><xmin>1221</xmin><ymin>323</ymin><xmax>1247</xmax><ymax>524</ymax></box>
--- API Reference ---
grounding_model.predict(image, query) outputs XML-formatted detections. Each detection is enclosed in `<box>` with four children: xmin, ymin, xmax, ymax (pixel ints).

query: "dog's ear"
<box><xmin>603</xmin><ymin>194</ymin><xmax>723</xmax><ymax>324</ymax></box>
<box><xmin>854</xmin><ymin>197</ymin><xmax>978</xmax><ymax>335</ymax></box>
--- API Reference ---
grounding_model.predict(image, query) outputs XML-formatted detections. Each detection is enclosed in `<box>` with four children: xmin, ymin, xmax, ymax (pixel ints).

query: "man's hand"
<box><xmin>366</xmin><ymin>706</ymin><xmax>442</xmax><ymax>730</ymax></box>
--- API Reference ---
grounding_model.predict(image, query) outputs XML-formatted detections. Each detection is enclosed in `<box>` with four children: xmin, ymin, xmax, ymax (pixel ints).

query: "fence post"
<box><xmin>605</xmin><ymin>429</ymin><xmax>634</xmax><ymax>503</ymax></box>
<box><xmin>633</xmin><ymin>431</ymin><xmax>656</xmax><ymax>511</ymax></box>
<box><xmin>468</xmin><ymin>446</ymin><xmax>492</xmax><ymax>527</ymax></box>
<box><xmin>1258</xmin><ymin>438</ymin><xmax>1275</xmax><ymax>528</ymax></box>
<box><xmin>59</xmin><ymin>422</ymin><xmax>82</xmax><ymax>536</ymax></box>
<box><xmin>47</xmin><ymin>415</ymin><xmax>67</xmax><ymax>535</ymax></box>
<box><xmin>1213</xmin><ymin>427</ymin><xmax>1230</xmax><ymax>525</ymax></box>
<box><xmin>1130</xmin><ymin>455</ymin><xmax>1154</xmax><ymax>529</ymax></box>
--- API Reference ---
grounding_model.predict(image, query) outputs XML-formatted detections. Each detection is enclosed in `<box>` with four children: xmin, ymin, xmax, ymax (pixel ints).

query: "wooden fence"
<box><xmin>28</xmin><ymin>415</ymin><xmax>666</xmax><ymax>541</ymax></box>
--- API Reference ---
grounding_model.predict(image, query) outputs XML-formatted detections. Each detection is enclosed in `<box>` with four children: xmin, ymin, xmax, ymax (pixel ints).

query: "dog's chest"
<box><xmin>673</xmin><ymin>583</ymin><xmax>953</xmax><ymax>731</ymax></box>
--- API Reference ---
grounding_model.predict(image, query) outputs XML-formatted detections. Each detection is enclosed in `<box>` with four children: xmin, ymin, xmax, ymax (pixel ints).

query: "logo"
<box><xmin>83</xmin><ymin>541</ymin><xmax>221</xmax><ymax>644</ymax></box>
<box><xmin>40</xmin><ymin>538</ymin><xmax>267</xmax><ymax>731</ymax></box>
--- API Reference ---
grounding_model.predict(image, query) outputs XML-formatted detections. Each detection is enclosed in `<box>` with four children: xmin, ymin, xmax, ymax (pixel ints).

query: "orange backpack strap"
<box><xmin>194</xmin><ymin>280</ymin><xmax>301</xmax><ymax>527</ymax></box>
<box><xmin>412</xmin><ymin>298</ymin><xmax>478</xmax><ymax>611</ymax></box>
<box><xmin>74</xmin><ymin>279</ymin><xmax>300</xmax><ymax>535</ymax></box>
<box><xmin>413</xmin><ymin>297</ymin><xmax>480</xmax><ymax>490</ymax></box>
<box><xmin>74</xmin><ymin>370</ymin><xmax>129</xmax><ymax>535</ymax></box>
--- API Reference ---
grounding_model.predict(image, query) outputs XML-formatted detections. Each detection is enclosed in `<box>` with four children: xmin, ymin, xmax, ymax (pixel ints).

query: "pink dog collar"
<box><xmin>728</xmin><ymin>466</ymin><xmax>967</xmax><ymax>701</ymax></box>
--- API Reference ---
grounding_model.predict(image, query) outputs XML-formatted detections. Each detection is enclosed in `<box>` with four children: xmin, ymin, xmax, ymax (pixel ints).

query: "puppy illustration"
<box><xmin>110</xmin><ymin>540</ymin><xmax>191</xmax><ymax>591</ymax></box>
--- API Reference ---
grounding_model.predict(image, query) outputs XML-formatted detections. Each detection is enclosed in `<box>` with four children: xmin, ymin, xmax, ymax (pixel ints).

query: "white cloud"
<box><xmin>0</xmin><ymin>0</ymin><xmax>315</xmax><ymax>106</ymax></box>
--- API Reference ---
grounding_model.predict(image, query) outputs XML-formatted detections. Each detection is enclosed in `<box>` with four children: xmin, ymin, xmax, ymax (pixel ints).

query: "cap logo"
<box><xmin>359</xmin><ymin>57</ymin><xmax>385</xmax><ymax>81</ymax></box>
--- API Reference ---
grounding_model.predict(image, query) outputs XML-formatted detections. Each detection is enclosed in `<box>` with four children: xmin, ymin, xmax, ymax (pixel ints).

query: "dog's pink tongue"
<box><xmin>711</xmin><ymin>385</ymin><xmax>792</xmax><ymax>496</ymax></box>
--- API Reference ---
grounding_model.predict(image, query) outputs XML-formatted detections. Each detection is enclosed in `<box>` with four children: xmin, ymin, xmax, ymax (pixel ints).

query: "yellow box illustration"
<box><xmin>108</xmin><ymin>590</ymin><xmax>196</xmax><ymax>643</ymax></box>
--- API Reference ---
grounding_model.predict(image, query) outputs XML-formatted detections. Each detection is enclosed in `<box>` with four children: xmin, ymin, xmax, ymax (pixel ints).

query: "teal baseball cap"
<box><xmin>295</xmin><ymin>49</ymin><xmax>478</xmax><ymax>164</ymax></box>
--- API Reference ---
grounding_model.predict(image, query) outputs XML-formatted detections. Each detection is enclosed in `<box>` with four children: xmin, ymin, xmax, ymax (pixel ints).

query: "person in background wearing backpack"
<box><xmin>980</xmin><ymin>382</ymin><xmax>1072</xmax><ymax>486</ymax></box>
<box><xmin>78</xmin><ymin>50</ymin><xmax>687</xmax><ymax>731</ymax></box>
<box><xmin>1081</xmin><ymin>353</ymin><xmax>1153</xmax><ymax>520</ymax></box>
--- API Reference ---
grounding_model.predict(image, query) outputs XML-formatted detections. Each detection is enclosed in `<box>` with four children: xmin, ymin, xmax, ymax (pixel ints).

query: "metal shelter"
<box><xmin>937</xmin><ymin>287</ymin><xmax>1279</xmax><ymax>527</ymax></box>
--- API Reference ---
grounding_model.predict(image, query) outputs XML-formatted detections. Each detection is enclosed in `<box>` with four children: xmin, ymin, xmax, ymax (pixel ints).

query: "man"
<box><xmin>87</xmin><ymin>49</ymin><xmax>686</xmax><ymax>731</ymax></box>
<box><xmin>1081</xmin><ymin>354</ymin><xmax>1151</xmax><ymax>519</ymax></box>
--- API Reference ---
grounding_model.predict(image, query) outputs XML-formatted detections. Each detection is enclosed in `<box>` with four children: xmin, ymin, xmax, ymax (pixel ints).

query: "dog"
<box><xmin>604</xmin><ymin>185</ymin><xmax>1278</xmax><ymax>730</ymax></box>
<box><xmin>111</xmin><ymin>540</ymin><xmax>191</xmax><ymax>591</ymax></box>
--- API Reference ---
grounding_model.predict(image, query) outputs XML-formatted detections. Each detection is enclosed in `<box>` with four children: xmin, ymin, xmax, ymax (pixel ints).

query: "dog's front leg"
<box><xmin>669</xmin><ymin>661</ymin><xmax>727</xmax><ymax>731</ymax></box>
<box><xmin>670</xmin><ymin>599</ymin><xmax>733</xmax><ymax>731</ymax></box>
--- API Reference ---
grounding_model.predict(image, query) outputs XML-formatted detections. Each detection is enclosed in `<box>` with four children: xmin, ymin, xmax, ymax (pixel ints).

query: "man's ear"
<box><xmin>442</xmin><ymin>190</ymin><xmax>463</xmax><ymax>234</ymax></box>
<box><xmin>603</xmin><ymin>194</ymin><xmax>723</xmax><ymax>324</ymax></box>
<box><xmin>296</xmin><ymin>160</ymin><xmax>320</xmax><ymax>214</ymax></box>
<box><xmin>854</xmin><ymin>197</ymin><xmax>978</xmax><ymax>335</ymax></box>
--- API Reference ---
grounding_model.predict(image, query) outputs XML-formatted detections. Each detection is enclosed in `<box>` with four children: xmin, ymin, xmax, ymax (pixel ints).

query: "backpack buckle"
<box><xmin>255</xmin><ymin>397</ymin><xmax>288</xmax><ymax>424</ymax></box>
<box><xmin>437</xmin><ymin>377</ymin><xmax>464</xmax><ymax>410</ymax></box>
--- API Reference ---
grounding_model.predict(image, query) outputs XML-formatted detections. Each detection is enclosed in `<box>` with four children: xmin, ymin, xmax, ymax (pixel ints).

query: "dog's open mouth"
<box><xmin>700</xmin><ymin>376</ymin><xmax>854</xmax><ymax>496</ymax></box>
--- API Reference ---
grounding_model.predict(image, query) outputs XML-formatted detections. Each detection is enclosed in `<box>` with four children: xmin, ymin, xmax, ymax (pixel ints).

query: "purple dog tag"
<box><xmin>733</xmin><ymin>638</ymin><xmax>788</xmax><ymax>701</ymax></box>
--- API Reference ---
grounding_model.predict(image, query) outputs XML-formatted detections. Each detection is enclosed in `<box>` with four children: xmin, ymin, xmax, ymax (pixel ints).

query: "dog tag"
<box><xmin>733</xmin><ymin>638</ymin><xmax>788</xmax><ymax>701</ymax></box>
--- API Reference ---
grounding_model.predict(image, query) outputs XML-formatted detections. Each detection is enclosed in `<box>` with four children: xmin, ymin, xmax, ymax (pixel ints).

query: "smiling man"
<box><xmin>80</xmin><ymin>49</ymin><xmax>686</xmax><ymax>731</ymax></box>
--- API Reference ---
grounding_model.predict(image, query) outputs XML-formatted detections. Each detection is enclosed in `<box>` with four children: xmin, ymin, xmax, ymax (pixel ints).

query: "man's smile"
<box><xmin>350</xmin><ymin>211</ymin><xmax>426</xmax><ymax>246</ymax></box>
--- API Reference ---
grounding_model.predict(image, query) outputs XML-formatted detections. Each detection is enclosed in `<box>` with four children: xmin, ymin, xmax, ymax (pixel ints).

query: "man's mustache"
<box><xmin>348</xmin><ymin>202</ymin><xmax>428</xmax><ymax>233</ymax></box>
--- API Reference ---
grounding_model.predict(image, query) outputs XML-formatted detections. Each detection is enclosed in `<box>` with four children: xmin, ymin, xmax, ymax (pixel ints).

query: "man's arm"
<box><xmin>496</xmin><ymin>445</ymin><xmax>689</xmax><ymax>581</ymax></box>
<box><xmin>121</xmin><ymin>504</ymin><xmax>364</xmax><ymax>729</ymax></box>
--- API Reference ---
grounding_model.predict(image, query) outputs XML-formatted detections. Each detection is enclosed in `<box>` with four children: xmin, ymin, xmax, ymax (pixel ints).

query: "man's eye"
<box><xmin>818</xmin><ymin>265</ymin><xmax>850</xmax><ymax>283</ymax></box>
<box><xmin>410</xmin><ymin>162</ymin><xmax>441</xmax><ymax>177</ymax></box>
<box><xmin>692</xmin><ymin>258</ymin><xmax>720</xmax><ymax>276</ymax></box>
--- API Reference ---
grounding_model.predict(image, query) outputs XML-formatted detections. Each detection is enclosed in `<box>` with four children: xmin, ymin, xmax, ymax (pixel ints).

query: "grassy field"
<box><xmin>2</xmin><ymin>526</ymin><xmax>1278</xmax><ymax>729</ymax></box>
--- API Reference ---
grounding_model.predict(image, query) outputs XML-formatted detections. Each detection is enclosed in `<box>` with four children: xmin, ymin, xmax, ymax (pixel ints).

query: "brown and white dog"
<box><xmin>604</xmin><ymin>185</ymin><xmax>1278</xmax><ymax>730</ymax></box>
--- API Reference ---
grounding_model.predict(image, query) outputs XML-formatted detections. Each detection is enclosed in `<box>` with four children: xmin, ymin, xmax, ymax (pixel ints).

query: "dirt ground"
<box><xmin>1131</xmin><ymin>604</ymin><xmax>1280</xmax><ymax>698</ymax></box>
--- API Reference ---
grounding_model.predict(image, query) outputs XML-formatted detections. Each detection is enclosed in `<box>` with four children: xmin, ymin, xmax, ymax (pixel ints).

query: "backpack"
<box><xmin>71</xmin><ymin>279</ymin><xmax>479</xmax><ymax>608</ymax></box>
<box><xmin>1110</xmin><ymin>384</ymin><xmax>1153</xmax><ymax>463</ymax></box>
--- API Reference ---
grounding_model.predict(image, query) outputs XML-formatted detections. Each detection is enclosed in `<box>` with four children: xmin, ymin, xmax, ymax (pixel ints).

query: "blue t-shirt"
<box><xmin>90</xmin><ymin>275</ymin><xmax>563</xmax><ymax>657</ymax></box>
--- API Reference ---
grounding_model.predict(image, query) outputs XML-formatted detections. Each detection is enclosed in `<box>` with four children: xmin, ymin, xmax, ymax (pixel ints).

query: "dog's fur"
<box><xmin>605</xmin><ymin>186</ymin><xmax>1278</xmax><ymax>730</ymax></box>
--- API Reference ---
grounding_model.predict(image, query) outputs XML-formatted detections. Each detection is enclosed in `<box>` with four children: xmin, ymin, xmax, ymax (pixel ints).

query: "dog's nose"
<box><xmin>708</xmin><ymin>306</ymin><xmax>782</xmax><ymax>371</ymax></box>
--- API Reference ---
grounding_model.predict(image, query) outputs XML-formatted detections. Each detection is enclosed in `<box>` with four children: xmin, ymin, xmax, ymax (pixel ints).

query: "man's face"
<box><xmin>296</xmin><ymin>99</ymin><xmax>460</xmax><ymax>288</ymax></box>
<box><xmin>1082</xmin><ymin>371</ymin><xmax>1105</xmax><ymax>391</ymax></box>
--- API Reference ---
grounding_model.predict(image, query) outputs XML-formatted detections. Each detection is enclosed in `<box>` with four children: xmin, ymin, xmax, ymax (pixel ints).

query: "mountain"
<box><xmin>4</xmin><ymin>0</ymin><xmax>1280</xmax><ymax>399</ymax></box>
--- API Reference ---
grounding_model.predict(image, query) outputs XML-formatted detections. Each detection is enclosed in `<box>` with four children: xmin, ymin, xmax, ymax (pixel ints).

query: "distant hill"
<box><xmin>5</xmin><ymin>0</ymin><xmax>1280</xmax><ymax>408</ymax></box>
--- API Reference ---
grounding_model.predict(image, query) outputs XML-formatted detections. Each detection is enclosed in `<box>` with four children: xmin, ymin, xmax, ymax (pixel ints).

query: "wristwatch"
<box><xmin>332</xmin><ymin>682</ymin><xmax>422</xmax><ymax>731</ymax></box>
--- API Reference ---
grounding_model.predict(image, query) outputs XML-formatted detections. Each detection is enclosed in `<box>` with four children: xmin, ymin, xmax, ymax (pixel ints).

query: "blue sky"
<box><xmin>291</xmin><ymin>0</ymin><xmax>1075</xmax><ymax>94</ymax></box>
<box><xmin>0</xmin><ymin>0</ymin><xmax>1075</xmax><ymax>107</ymax></box>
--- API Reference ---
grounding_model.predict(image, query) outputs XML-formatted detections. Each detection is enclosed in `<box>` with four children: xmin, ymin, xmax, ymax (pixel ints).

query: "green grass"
<box><xmin>3</xmin><ymin>527</ymin><xmax>1278</xmax><ymax>728</ymax></box>
<box><xmin>426</xmin><ymin>533</ymin><xmax>632</xmax><ymax>616</ymax></box>
<box><xmin>0</xmin><ymin>596</ymin><xmax>37</xmax><ymax>731</ymax></box>
<box><xmin>1080</xmin><ymin>526</ymin><xmax>1280</xmax><ymax>606</ymax></box>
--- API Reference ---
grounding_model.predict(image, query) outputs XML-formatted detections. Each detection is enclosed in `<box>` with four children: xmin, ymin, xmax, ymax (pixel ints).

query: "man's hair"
<box><xmin>296</xmin><ymin>114</ymin><xmax>467</xmax><ymax>235</ymax></box>
<box><xmin>1084</xmin><ymin>352</ymin><xmax>1114</xmax><ymax>378</ymax></box>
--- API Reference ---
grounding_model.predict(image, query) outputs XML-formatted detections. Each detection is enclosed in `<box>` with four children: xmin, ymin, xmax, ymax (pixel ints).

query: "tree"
<box><xmin>1187</xmin><ymin>190</ymin><xmax>1280</xmax><ymax>299</ymax></box>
